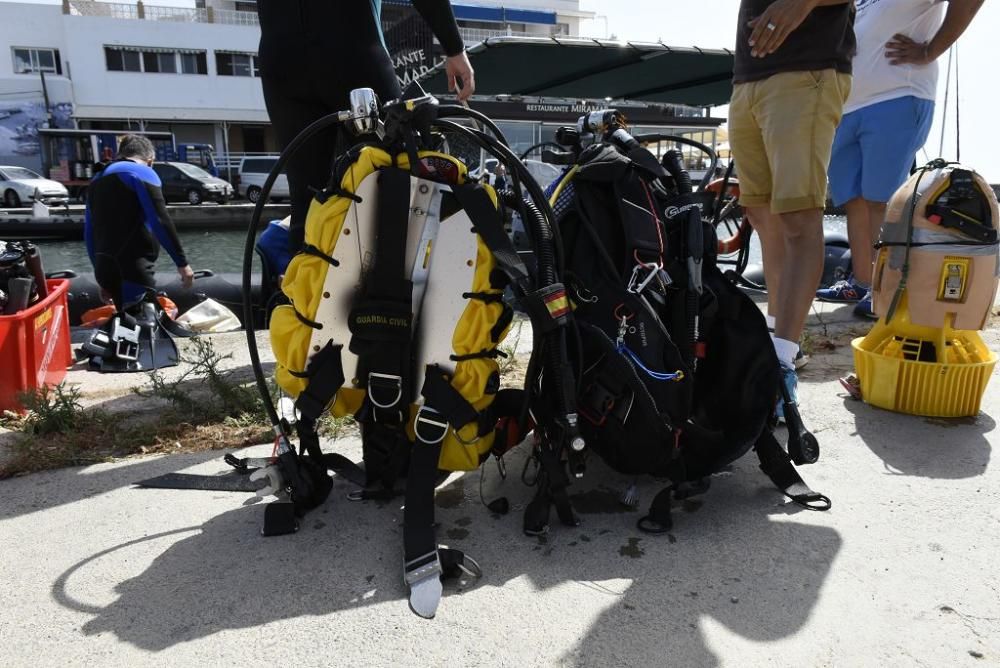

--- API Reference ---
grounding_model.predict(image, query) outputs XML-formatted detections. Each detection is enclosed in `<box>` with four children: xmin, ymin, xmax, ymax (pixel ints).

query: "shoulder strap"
<box><xmin>755</xmin><ymin>430</ymin><xmax>831</xmax><ymax>511</ymax></box>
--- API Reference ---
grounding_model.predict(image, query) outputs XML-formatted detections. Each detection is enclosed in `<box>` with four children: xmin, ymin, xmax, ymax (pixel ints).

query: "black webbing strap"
<box><xmin>403</xmin><ymin>403</ymin><xmax>449</xmax><ymax>617</ymax></box>
<box><xmin>261</xmin><ymin>418</ymin><xmax>332</xmax><ymax>517</ymax></box>
<box><xmin>420</xmin><ymin>367</ymin><xmax>523</xmax><ymax>440</ymax></box>
<box><xmin>224</xmin><ymin>450</ymin><xmax>366</xmax><ymax>488</ymax></box>
<box><xmin>451</xmin><ymin>183</ymin><xmax>571</xmax><ymax>335</ymax></box>
<box><xmin>637</xmin><ymin>485</ymin><xmax>674</xmax><ymax>534</ymax></box>
<box><xmin>421</xmin><ymin>366</ymin><xmax>479</xmax><ymax>431</ymax></box>
<box><xmin>349</xmin><ymin>167</ymin><xmax>415</xmax><ymax>421</ymax></box>
<box><xmin>523</xmin><ymin>446</ymin><xmax>578</xmax><ymax>535</ymax></box>
<box><xmin>755</xmin><ymin>430</ymin><xmax>831</xmax><ymax>511</ymax></box>
<box><xmin>360</xmin><ymin>421</ymin><xmax>410</xmax><ymax>491</ymax></box>
<box><xmin>490</xmin><ymin>304</ymin><xmax>514</xmax><ymax>343</ymax></box>
<box><xmin>451</xmin><ymin>184</ymin><xmax>532</xmax><ymax>287</ymax></box>
<box><xmin>301</xmin><ymin>243</ymin><xmax>340</xmax><ymax>267</ymax></box>
<box><xmin>295</xmin><ymin>341</ymin><xmax>346</xmax><ymax>421</ymax></box>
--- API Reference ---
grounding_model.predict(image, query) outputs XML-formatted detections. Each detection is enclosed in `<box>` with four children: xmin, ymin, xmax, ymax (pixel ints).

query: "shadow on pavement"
<box><xmin>0</xmin><ymin>362</ymin><xmax>272</xmax><ymax>523</ymax></box>
<box><xmin>845</xmin><ymin>399</ymin><xmax>994</xmax><ymax>479</ymax></box>
<box><xmin>0</xmin><ymin>451</ymin><xmax>223</xmax><ymax>523</ymax></box>
<box><xmin>51</xmin><ymin>452</ymin><xmax>840</xmax><ymax>665</ymax></box>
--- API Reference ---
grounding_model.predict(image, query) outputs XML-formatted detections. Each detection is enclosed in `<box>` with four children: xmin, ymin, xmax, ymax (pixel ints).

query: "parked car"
<box><xmin>238</xmin><ymin>156</ymin><xmax>290</xmax><ymax>203</ymax></box>
<box><xmin>0</xmin><ymin>165</ymin><xmax>70</xmax><ymax>208</ymax></box>
<box><xmin>152</xmin><ymin>161</ymin><xmax>233</xmax><ymax>205</ymax></box>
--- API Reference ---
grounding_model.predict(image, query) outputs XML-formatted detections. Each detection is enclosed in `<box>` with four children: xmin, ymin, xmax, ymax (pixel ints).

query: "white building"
<box><xmin>0</xmin><ymin>0</ymin><xmax>721</xmax><ymax>178</ymax></box>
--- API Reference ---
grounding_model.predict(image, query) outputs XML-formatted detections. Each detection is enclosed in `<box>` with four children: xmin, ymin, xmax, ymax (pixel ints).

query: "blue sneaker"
<box><xmin>853</xmin><ymin>293</ymin><xmax>877</xmax><ymax>319</ymax></box>
<box><xmin>816</xmin><ymin>279</ymin><xmax>868</xmax><ymax>303</ymax></box>
<box><xmin>775</xmin><ymin>363</ymin><xmax>799</xmax><ymax>424</ymax></box>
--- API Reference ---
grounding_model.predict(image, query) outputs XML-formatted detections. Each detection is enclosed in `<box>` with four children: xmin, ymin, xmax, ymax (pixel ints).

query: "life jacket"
<box><xmin>267</xmin><ymin>133</ymin><xmax>574</xmax><ymax>617</ymax></box>
<box><xmin>545</xmin><ymin>134</ymin><xmax>829</xmax><ymax>534</ymax></box>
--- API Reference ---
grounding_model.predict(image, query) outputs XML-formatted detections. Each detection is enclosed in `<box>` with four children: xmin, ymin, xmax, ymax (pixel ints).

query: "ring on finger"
<box><xmin>766</xmin><ymin>21</ymin><xmax>777</xmax><ymax>31</ymax></box>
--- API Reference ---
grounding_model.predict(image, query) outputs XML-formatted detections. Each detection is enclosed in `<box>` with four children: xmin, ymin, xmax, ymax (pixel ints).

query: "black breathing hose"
<box><xmin>661</xmin><ymin>150</ymin><xmax>693</xmax><ymax>196</ymax></box>
<box><xmin>436</xmin><ymin>105</ymin><xmax>508</xmax><ymax>146</ymax></box>
<box><xmin>433</xmin><ymin>117</ymin><xmax>579</xmax><ymax>448</ymax></box>
<box><xmin>242</xmin><ymin>111</ymin><xmax>348</xmax><ymax>435</ymax></box>
<box><xmin>433</xmin><ymin>119</ymin><xmax>564</xmax><ymax>281</ymax></box>
<box><xmin>461</xmin><ymin>125</ymin><xmax>566</xmax><ymax>275</ymax></box>
<box><xmin>633</xmin><ymin>133</ymin><xmax>718</xmax><ymax>191</ymax></box>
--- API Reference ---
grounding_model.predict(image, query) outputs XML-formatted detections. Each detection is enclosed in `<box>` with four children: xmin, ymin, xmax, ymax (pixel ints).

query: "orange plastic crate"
<box><xmin>0</xmin><ymin>279</ymin><xmax>73</xmax><ymax>412</ymax></box>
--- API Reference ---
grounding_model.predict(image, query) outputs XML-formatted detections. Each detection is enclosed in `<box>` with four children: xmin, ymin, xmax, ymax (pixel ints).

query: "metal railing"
<box><xmin>458</xmin><ymin>27</ymin><xmax>538</xmax><ymax>43</ymax></box>
<box><xmin>65</xmin><ymin>3</ymin><xmax>571</xmax><ymax>33</ymax></box>
<box><xmin>68</xmin><ymin>1</ymin><xmax>138</xmax><ymax>19</ymax></box>
<box><xmin>212</xmin><ymin>7</ymin><xmax>259</xmax><ymax>26</ymax></box>
<box><xmin>66</xmin><ymin>1</ymin><xmax>259</xmax><ymax>26</ymax></box>
<box><xmin>142</xmin><ymin>5</ymin><xmax>208</xmax><ymax>22</ymax></box>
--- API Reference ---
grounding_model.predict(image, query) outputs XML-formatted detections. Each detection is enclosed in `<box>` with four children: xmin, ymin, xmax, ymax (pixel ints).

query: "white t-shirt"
<box><xmin>845</xmin><ymin>0</ymin><xmax>947</xmax><ymax>114</ymax></box>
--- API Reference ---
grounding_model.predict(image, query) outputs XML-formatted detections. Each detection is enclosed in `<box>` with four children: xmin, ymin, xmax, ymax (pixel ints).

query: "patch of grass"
<box><xmin>0</xmin><ymin>338</ymin><xmax>277</xmax><ymax>479</ymax></box>
<box><xmin>133</xmin><ymin>337</ymin><xmax>264</xmax><ymax>423</ymax></box>
<box><xmin>2</xmin><ymin>383</ymin><xmax>86</xmax><ymax>436</ymax></box>
<box><xmin>316</xmin><ymin>413</ymin><xmax>357</xmax><ymax>440</ymax></box>
<box><xmin>497</xmin><ymin>318</ymin><xmax>531</xmax><ymax>390</ymax></box>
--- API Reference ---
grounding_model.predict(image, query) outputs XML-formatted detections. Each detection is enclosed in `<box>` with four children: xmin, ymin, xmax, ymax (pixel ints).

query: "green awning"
<box><xmin>419</xmin><ymin>37</ymin><xmax>735</xmax><ymax>108</ymax></box>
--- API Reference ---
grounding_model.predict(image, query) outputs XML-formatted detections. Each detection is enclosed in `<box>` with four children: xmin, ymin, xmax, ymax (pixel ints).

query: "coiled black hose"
<box><xmin>242</xmin><ymin>111</ymin><xmax>347</xmax><ymax>438</ymax></box>
<box><xmin>661</xmin><ymin>149</ymin><xmax>693</xmax><ymax>195</ymax></box>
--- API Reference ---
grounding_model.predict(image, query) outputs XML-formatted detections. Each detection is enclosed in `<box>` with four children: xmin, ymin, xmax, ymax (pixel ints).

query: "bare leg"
<box><xmin>843</xmin><ymin>197</ymin><xmax>870</xmax><ymax>282</ymax></box>
<box><xmin>844</xmin><ymin>197</ymin><xmax>887</xmax><ymax>285</ymax></box>
<box><xmin>745</xmin><ymin>205</ymin><xmax>784</xmax><ymax>317</ymax></box>
<box><xmin>773</xmin><ymin>207</ymin><xmax>825</xmax><ymax>344</ymax></box>
<box><xmin>863</xmin><ymin>200</ymin><xmax>887</xmax><ymax>284</ymax></box>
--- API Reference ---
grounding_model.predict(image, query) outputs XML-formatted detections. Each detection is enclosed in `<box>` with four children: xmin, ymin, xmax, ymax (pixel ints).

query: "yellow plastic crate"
<box><xmin>852</xmin><ymin>296</ymin><xmax>997</xmax><ymax>417</ymax></box>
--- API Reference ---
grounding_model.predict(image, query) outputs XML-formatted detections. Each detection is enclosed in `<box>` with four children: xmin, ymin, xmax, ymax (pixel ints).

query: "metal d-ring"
<box><xmin>452</xmin><ymin>423</ymin><xmax>482</xmax><ymax>446</ymax></box>
<box><xmin>414</xmin><ymin>406</ymin><xmax>449</xmax><ymax>444</ymax></box>
<box><xmin>367</xmin><ymin>372</ymin><xmax>403</xmax><ymax>409</ymax></box>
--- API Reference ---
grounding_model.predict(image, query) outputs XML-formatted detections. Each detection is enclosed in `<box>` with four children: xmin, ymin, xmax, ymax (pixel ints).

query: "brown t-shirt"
<box><xmin>733</xmin><ymin>0</ymin><xmax>857</xmax><ymax>83</ymax></box>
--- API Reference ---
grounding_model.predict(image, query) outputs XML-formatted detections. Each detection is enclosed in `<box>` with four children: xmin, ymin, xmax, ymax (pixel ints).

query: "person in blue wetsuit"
<box><xmin>257</xmin><ymin>0</ymin><xmax>476</xmax><ymax>254</ymax></box>
<box><xmin>257</xmin><ymin>217</ymin><xmax>292</xmax><ymax>277</ymax></box>
<box><xmin>84</xmin><ymin>134</ymin><xmax>194</xmax><ymax>313</ymax></box>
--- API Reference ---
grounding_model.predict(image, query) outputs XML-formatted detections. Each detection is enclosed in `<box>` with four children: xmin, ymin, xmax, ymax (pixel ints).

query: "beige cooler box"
<box><xmin>871</xmin><ymin>163</ymin><xmax>999</xmax><ymax>330</ymax></box>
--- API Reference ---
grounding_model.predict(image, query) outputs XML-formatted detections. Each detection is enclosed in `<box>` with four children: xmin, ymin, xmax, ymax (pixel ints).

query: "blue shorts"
<box><xmin>827</xmin><ymin>95</ymin><xmax>935</xmax><ymax>206</ymax></box>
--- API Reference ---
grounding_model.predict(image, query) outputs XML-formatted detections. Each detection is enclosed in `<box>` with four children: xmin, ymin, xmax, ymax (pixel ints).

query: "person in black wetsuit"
<box><xmin>84</xmin><ymin>134</ymin><xmax>194</xmax><ymax>313</ymax></box>
<box><xmin>257</xmin><ymin>0</ymin><xmax>475</xmax><ymax>254</ymax></box>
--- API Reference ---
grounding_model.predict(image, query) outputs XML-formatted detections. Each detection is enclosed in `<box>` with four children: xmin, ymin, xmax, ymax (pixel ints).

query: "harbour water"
<box><xmin>32</xmin><ymin>216</ymin><xmax>849</xmax><ymax>276</ymax></box>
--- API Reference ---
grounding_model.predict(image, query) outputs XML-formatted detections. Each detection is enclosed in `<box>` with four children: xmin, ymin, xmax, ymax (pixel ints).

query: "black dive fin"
<box><xmin>137</xmin><ymin>472</ymin><xmax>262</xmax><ymax>492</ymax></box>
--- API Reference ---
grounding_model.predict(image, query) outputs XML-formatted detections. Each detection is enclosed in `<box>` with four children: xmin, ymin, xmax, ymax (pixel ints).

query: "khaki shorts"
<box><xmin>729</xmin><ymin>69</ymin><xmax>851</xmax><ymax>214</ymax></box>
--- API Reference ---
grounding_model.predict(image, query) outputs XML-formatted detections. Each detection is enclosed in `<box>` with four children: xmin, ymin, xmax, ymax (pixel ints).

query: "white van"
<box><xmin>238</xmin><ymin>156</ymin><xmax>290</xmax><ymax>203</ymax></box>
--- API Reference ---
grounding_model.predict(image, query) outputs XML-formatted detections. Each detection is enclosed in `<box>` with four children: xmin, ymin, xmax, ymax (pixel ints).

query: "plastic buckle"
<box><xmin>250</xmin><ymin>464</ymin><xmax>287</xmax><ymax>498</ymax></box>
<box><xmin>404</xmin><ymin>550</ymin><xmax>444</xmax><ymax>619</ymax></box>
<box><xmin>368</xmin><ymin>372</ymin><xmax>403</xmax><ymax>409</ymax></box>
<box><xmin>414</xmin><ymin>406</ymin><xmax>449</xmax><ymax>445</ymax></box>
<box><xmin>110</xmin><ymin>318</ymin><xmax>141</xmax><ymax>362</ymax></box>
<box><xmin>578</xmin><ymin>381</ymin><xmax>616</xmax><ymax>426</ymax></box>
<box><xmin>627</xmin><ymin>261</ymin><xmax>663</xmax><ymax>295</ymax></box>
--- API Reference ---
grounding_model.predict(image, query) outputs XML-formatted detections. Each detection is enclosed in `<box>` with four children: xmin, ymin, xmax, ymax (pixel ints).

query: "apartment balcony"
<box><xmin>459</xmin><ymin>27</ymin><xmax>540</xmax><ymax>42</ymax></box>
<box><xmin>64</xmin><ymin>0</ymin><xmax>259</xmax><ymax>26</ymax></box>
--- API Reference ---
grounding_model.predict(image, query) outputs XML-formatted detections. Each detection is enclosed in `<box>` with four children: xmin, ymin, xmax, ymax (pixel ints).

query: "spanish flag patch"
<box><xmin>544</xmin><ymin>290</ymin><xmax>570</xmax><ymax>319</ymax></box>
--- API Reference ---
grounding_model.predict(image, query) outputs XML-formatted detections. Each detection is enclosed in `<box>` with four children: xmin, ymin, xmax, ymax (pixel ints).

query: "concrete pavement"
<box><xmin>0</xmin><ymin>302</ymin><xmax>998</xmax><ymax>666</ymax></box>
